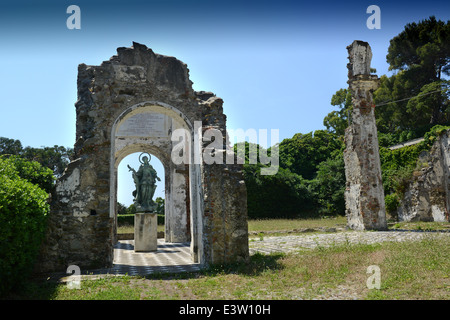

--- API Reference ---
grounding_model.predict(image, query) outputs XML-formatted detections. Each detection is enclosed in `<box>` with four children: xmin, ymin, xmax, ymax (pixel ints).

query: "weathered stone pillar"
<box><xmin>343</xmin><ymin>40</ymin><xmax>387</xmax><ymax>231</ymax></box>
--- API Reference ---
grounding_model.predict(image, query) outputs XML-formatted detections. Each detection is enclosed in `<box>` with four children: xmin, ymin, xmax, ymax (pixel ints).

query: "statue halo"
<box><xmin>138</xmin><ymin>152</ymin><xmax>152</xmax><ymax>164</ymax></box>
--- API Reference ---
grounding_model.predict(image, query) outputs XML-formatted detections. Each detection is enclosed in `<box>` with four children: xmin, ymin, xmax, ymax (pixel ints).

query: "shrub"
<box><xmin>385</xmin><ymin>193</ymin><xmax>400</xmax><ymax>217</ymax></box>
<box><xmin>243</xmin><ymin>164</ymin><xmax>316</xmax><ymax>219</ymax></box>
<box><xmin>0</xmin><ymin>155</ymin><xmax>54</xmax><ymax>193</ymax></box>
<box><xmin>0</xmin><ymin>157</ymin><xmax>50</xmax><ymax>296</ymax></box>
<box><xmin>117</xmin><ymin>213</ymin><xmax>165</xmax><ymax>226</ymax></box>
<box><xmin>311</xmin><ymin>154</ymin><xmax>346</xmax><ymax>216</ymax></box>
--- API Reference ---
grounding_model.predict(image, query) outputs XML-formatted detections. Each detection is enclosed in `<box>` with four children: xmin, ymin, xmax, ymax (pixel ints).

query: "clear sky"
<box><xmin>0</xmin><ymin>0</ymin><xmax>449</xmax><ymax>206</ymax></box>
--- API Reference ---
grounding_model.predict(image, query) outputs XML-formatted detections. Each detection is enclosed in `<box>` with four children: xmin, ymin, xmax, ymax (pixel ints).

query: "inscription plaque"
<box><xmin>117</xmin><ymin>113</ymin><xmax>168</xmax><ymax>137</ymax></box>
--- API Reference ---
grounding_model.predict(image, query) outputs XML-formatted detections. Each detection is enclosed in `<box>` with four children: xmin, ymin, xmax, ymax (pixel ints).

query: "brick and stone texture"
<box><xmin>343</xmin><ymin>40</ymin><xmax>388</xmax><ymax>231</ymax></box>
<box><xmin>36</xmin><ymin>42</ymin><xmax>249</xmax><ymax>273</ymax></box>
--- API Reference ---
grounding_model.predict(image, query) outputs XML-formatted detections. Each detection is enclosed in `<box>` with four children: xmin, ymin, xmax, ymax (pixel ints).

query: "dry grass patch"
<box><xmin>11</xmin><ymin>227</ymin><xmax>449</xmax><ymax>300</ymax></box>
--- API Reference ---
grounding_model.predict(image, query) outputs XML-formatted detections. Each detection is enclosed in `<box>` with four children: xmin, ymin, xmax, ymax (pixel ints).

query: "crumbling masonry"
<box><xmin>344</xmin><ymin>40</ymin><xmax>388</xmax><ymax>231</ymax></box>
<box><xmin>36</xmin><ymin>42</ymin><xmax>249</xmax><ymax>272</ymax></box>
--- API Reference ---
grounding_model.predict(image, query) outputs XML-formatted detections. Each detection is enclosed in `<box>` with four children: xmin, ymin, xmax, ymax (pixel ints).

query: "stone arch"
<box><xmin>36</xmin><ymin>42</ymin><xmax>249</xmax><ymax>273</ymax></box>
<box><xmin>109</xmin><ymin>101</ymin><xmax>203</xmax><ymax>262</ymax></box>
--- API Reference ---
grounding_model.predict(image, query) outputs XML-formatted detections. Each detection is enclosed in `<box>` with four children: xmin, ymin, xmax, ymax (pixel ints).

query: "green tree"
<box><xmin>22</xmin><ymin>145</ymin><xmax>73</xmax><ymax>178</ymax></box>
<box><xmin>117</xmin><ymin>202</ymin><xmax>128</xmax><ymax>215</ymax></box>
<box><xmin>406</xmin><ymin>80</ymin><xmax>450</xmax><ymax>126</ymax></box>
<box><xmin>323</xmin><ymin>88</ymin><xmax>352</xmax><ymax>136</ymax></box>
<box><xmin>310</xmin><ymin>153</ymin><xmax>346</xmax><ymax>216</ymax></box>
<box><xmin>155</xmin><ymin>197</ymin><xmax>165</xmax><ymax>215</ymax></box>
<box><xmin>0</xmin><ymin>157</ymin><xmax>50</xmax><ymax>296</ymax></box>
<box><xmin>0</xmin><ymin>137</ymin><xmax>23</xmax><ymax>155</ymax></box>
<box><xmin>375</xmin><ymin>16</ymin><xmax>450</xmax><ymax>130</ymax></box>
<box><xmin>126</xmin><ymin>203</ymin><xmax>137</xmax><ymax>215</ymax></box>
<box><xmin>243</xmin><ymin>164</ymin><xmax>315</xmax><ymax>219</ymax></box>
<box><xmin>386</xmin><ymin>16</ymin><xmax>449</xmax><ymax>82</ymax></box>
<box><xmin>0</xmin><ymin>155</ymin><xmax>54</xmax><ymax>193</ymax></box>
<box><xmin>0</xmin><ymin>137</ymin><xmax>73</xmax><ymax>178</ymax></box>
<box><xmin>278</xmin><ymin>130</ymin><xmax>343</xmax><ymax>180</ymax></box>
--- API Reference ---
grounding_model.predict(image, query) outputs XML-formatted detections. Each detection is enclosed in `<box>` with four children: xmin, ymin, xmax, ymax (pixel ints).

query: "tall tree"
<box><xmin>0</xmin><ymin>137</ymin><xmax>23</xmax><ymax>155</ymax></box>
<box><xmin>278</xmin><ymin>130</ymin><xmax>343</xmax><ymax>180</ymax></box>
<box><xmin>386</xmin><ymin>16</ymin><xmax>449</xmax><ymax>81</ymax></box>
<box><xmin>323</xmin><ymin>88</ymin><xmax>352</xmax><ymax>136</ymax></box>
<box><xmin>376</xmin><ymin>16</ymin><xmax>450</xmax><ymax>129</ymax></box>
<box><xmin>0</xmin><ymin>137</ymin><xmax>73</xmax><ymax>178</ymax></box>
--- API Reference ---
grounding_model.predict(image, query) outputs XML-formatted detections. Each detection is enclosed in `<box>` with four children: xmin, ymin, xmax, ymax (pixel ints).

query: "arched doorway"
<box><xmin>117</xmin><ymin>151</ymin><xmax>165</xmax><ymax>233</ymax></box>
<box><xmin>36</xmin><ymin>43</ymin><xmax>248</xmax><ymax>273</ymax></box>
<box><xmin>110</xmin><ymin>101</ymin><xmax>203</xmax><ymax>263</ymax></box>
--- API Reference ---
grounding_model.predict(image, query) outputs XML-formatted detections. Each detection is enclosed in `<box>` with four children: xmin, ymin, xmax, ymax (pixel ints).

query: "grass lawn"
<box><xmin>117</xmin><ymin>216</ymin><xmax>349</xmax><ymax>235</ymax></box>
<box><xmin>13</xmin><ymin>234</ymin><xmax>449</xmax><ymax>300</ymax></box>
<box><xmin>7</xmin><ymin>216</ymin><xmax>448</xmax><ymax>300</ymax></box>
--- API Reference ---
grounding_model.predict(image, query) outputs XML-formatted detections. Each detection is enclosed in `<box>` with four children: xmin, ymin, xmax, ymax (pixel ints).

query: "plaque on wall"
<box><xmin>116</xmin><ymin>113</ymin><xmax>169</xmax><ymax>137</ymax></box>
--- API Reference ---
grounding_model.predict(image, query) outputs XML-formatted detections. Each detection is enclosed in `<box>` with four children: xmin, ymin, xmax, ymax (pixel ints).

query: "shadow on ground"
<box><xmin>3</xmin><ymin>252</ymin><xmax>285</xmax><ymax>299</ymax></box>
<box><xmin>142</xmin><ymin>252</ymin><xmax>286</xmax><ymax>281</ymax></box>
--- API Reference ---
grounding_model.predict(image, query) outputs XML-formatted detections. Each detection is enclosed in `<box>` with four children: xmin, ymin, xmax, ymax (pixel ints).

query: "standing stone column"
<box><xmin>344</xmin><ymin>40</ymin><xmax>387</xmax><ymax>231</ymax></box>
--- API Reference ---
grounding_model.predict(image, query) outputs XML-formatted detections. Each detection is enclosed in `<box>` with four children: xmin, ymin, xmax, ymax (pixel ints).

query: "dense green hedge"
<box><xmin>0</xmin><ymin>157</ymin><xmax>51</xmax><ymax>296</ymax></box>
<box><xmin>117</xmin><ymin>213</ymin><xmax>165</xmax><ymax>226</ymax></box>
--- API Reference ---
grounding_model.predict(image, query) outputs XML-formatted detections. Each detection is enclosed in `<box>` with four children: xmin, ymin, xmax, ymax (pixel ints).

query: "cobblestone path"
<box><xmin>249</xmin><ymin>230</ymin><xmax>450</xmax><ymax>255</ymax></box>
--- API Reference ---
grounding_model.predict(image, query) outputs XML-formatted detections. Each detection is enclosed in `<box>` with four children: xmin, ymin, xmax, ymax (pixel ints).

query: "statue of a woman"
<box><xmin>128</xmin><ymin>154</ymin><xmax>161</xmax><ymax>212</ymax></box>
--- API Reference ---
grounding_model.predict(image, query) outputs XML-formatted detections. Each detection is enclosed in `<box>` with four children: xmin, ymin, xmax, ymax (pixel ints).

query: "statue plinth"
<box><xmin>134</xmin><ymin>212</ymin><xmax>158</xmax><ymax>252</ymax></box>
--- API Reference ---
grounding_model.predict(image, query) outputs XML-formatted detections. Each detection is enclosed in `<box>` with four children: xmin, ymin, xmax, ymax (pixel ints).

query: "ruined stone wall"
<box><xmin>397</xmin><ymin>130</ymin><xmax>450</xmax><ymax>222</ymax></box>
<box><xmin>199</xmin><ymin>95</ymin><xmax>249</xmax><ymax>264</ymax></box>
<box><xmin>343</xmin><ymin>40</ymin><xmax>387</xmax><ymax>231</ymax></box>
<box><xmin>36</xmin><ymin>42</ymin><xmax>248</xmax><ymax>272</ymax></box>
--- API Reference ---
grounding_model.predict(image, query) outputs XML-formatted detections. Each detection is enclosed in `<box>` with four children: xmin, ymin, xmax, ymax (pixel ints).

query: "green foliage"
<box><xmin>406</xmin><ymin>80</ymin><xmax>450</xmax><ymax>126</ymax></box>
<box><xmin>385</xmin><ymin>193</ymin><xmax>400</xmax><ymax>216</ymax></box>
<box><xmin>126</xmin><ymin>203</ymin><xmax>137</xmax><ymax>215</ymax></box>
<box><xmin>380</xmin><ymin>144</ymin><xmax>422</xmax><ymax>195</ymax></box>
<box><xmin>243</xmin><ymin>164</ymin><xmax>315</xmax><ymax>219</ymax></box>
<box><xmin>0</xmin><ymin>137</ymin><xmax>73</xmax><ymax>178</ymax></box>
<box><xmin>117</xmin><ymin>214</ymin><xmax>134</xmax><ymax>225</ymax></box>
<box><xmin>0</xmin><ymin>137</ymin><xmax>23</xmax><ymax>155</ymax></box>
<box><xmin>279</xmin><ymin>130</ymin><xmax>344</xmax><ymax>180</ymax></box>
<box><xmin>309</xmin><ymin>153</ymin><xmax>346</xmax><ymax>216</ymax></box>
<box><xmin>0</xmin><ymin>157</ymin><xmax>50</xmax><ymax>296</ymax></box>
<box><xmin>386</xmin><ymin>16</ymin><xmax>449</xmax><ymax>80</ymax></box>
<box><xmin>374</xmin><ymin>17</ymin><xmax>450</xmax><ymax>132</ymax></box>
<box><xmin>155</xmin><ymin>197</ymin><xmax>165</xmax><ymax>215</ymax></box>
<box><xmin>117</xmin><ymin>213</ymin><xmax>165</xmax><ymax>226</ymax></box>
<box><xmin>422</xmin><ymin>124</ymin><xmax>450</xmax><ymax>149</ymax></box>
<box><xmin>0</xmin><ymin>155</ymin><xmax>55</xmax><ymax>193</ymax></box>
<box><xmin>236</xmin><ymin>133</ymin><xmax>345</xmax><ymax>218</ymax></box>
<box><xmin>117</xmin><ymin>202</ymin><xmax>128</xmax><ymax>215</ymax></box>
<box><xmin>380</xmin><ymin>125</ymin><xmax>450</xmax><ymax>215</ymax></box>
<box><xmin>323</xmin><ymin>88</ymin><xmax>352</xmax><ymax>136</ymax></box>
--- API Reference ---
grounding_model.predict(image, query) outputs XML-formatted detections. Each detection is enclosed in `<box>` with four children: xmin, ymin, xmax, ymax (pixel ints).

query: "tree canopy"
<box><xmin>0</xmin><ymin>137</ymin><xmax>73</xmax><ymax>178</ymax></box>
<box><xmin>375</xmin><ymin>16</ymin><xmax>450</xmax><ymax>131</ymax></box>
<box><xmin>324</xmin><ymin>17</ymin><xmax>449</xmax><ymax>142</ymax></box>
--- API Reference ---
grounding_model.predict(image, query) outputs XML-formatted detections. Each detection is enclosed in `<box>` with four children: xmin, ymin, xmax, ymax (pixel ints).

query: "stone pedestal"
<box><xmin>134</xmin><ymin>212</ymin><xmax>158</xmax><ymax>252</ymax></box>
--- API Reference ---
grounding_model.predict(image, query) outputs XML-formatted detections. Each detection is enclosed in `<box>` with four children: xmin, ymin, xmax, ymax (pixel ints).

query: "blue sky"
<box><xmin>0</xmin><ymin>0</ymin><xmax>449</xmax><ymax>205</ymax></box>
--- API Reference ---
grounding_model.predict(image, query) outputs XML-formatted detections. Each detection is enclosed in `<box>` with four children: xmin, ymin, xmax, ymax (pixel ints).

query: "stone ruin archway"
<box><xmin>110</xmin><ymin>101</ymin><xmax>200</xmax><ymax>261</ymax></box>
<box><xmin>37</xmin><ymin>42</ymin><xmax>249</xmax><ymax>273</ymax></box>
